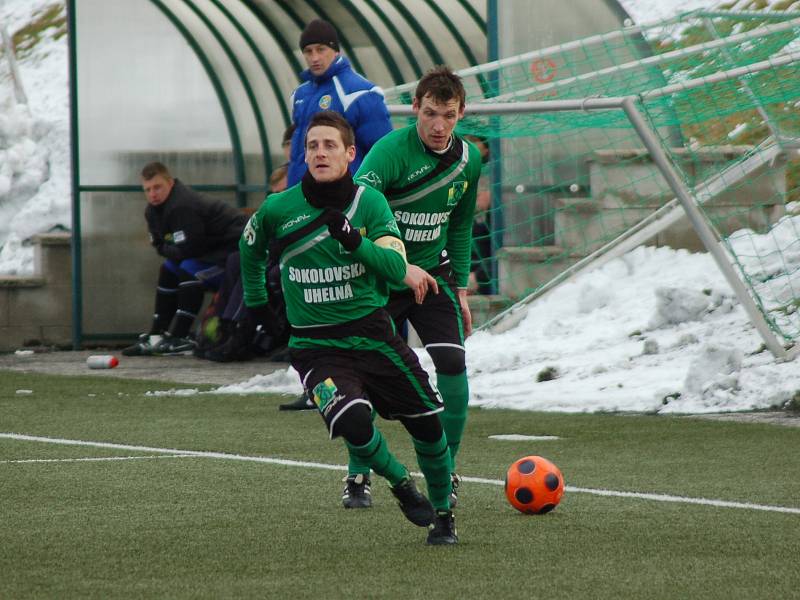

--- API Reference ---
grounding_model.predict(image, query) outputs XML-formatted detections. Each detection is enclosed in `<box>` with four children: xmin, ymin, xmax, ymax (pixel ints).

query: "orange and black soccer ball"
<box><xmin>505</xmin><ymin>455</ymin><xmax>565</xmax><ymax>514</ymax></box>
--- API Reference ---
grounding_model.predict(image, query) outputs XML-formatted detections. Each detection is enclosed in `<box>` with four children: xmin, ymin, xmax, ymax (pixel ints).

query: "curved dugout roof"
<box><xmin>71</xmin><ymin>0</ymin><xmax>635</xmax><ymax>200</ymax></box>
<box><xmin>118</xmin><ymin>0</ymin><xmax>486</xmax><ymax>195</ymax></box>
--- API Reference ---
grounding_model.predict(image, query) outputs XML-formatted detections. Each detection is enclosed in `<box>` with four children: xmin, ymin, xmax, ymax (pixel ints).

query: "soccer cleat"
<box><xmin>278</xmin><ymin>393</ymin><xmax>316</xmax><ymax>411</ymax></box>
<box><xmin>389</xmin><ymin>477</ymin><xmax>434</xmax><ymax>527</ymax></box>
<box><xmin>427</xmin><ymin>509</ymin><xmax>458</xmax><ymax>545</ymax></box>
<box><xmin>152</xmin><ymin>333</ymin><xmax>196</xmax><ymax>356</ymax></box>
<box><xmin>449</xmin><ymin>473</ymin><xmax>461</xmax><ymax>509</ymax></box>
<box><xmin>342</xmin><ymin>473</ymin><xmax>372</xmax><ymax>509</ymax></box>
<box><xmin>121</xmin><ymin>333</ymin><xmax>161</xmax><ymax>357</ymax></box>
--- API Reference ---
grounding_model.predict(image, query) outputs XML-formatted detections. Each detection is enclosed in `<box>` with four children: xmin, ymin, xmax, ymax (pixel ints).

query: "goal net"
<box><xmin>383</xmin><ymin>9</ymin><xmax>800</xmax><ymax>358</ymax></box>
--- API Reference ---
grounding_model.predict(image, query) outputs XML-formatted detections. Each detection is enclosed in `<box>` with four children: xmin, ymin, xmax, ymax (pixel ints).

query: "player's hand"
<box><xmin>326</xmin><ymin>209</ymin><xmax>362</xmax><ymax>251</ymax></box>
<box><xmin>246</xmin><ymin>304</ymin><xmax>272</xmax><ymax>330</ymax></box>
<box><xmin>458</xmin><ymin>289</ymin><xmax>473</xmax><ymax>337</ymax></box>
<box><xmin>404</xmin><ymin>264</ymin><xmax>439</xmax><ymax>304</ymax></box>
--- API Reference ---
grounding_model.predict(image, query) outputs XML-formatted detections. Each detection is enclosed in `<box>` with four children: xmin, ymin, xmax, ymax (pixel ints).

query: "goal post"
<box><xmin>383</xmin><ymin>10</ymin><xmax>800</xmax><ymax>358</ymax></box>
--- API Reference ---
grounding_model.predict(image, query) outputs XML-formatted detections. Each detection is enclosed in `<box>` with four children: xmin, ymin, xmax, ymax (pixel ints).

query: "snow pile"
<box><xmin>0</xmin><ymin>0</ymin><xmax>70</xmax><ymax>274</ymax></box>
<box><xmin>209</xmin><ymin>228</ymin><xmax>800</xmax><ymax>415</ymax></box>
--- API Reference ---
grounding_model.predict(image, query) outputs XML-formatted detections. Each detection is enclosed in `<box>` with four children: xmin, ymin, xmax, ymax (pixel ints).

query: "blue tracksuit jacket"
<box><xmin>287</xmin><ymin>56</ymin><xmax>393</xmax><ymax>186</ymax></box>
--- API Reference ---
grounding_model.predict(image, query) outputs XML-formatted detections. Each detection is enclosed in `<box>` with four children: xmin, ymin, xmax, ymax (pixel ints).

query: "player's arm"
<box><xmin>370</xmin><ymin>236</ymin><xmax>438</xmax><ymax>303</ymax></box>
<box><xmin>328</xmin><ymin>208</ymin><xmax>437</xmax><ymax>302</ymax></box>
<box><xmin>238</xmin><ymin>208</ymin><xmax>271</xmax><ymax>308</ymax></box>
<box><xmin>164</xmin><ymin>205</ymin><xmax>208</xmax><ymax>261</ymax></box>
<box><xmin>448</xmin><ymin>160</ymin><xmax>482</xmax><ymax>336</ymax></box>
<box><xmin>145</xmin><ymin>209</ymin><xmax>166</xmax><ymax>253</ymax></box>
<box><xmin>349</xmin><ymin>234</ymin><xmax>406</xmax><ymax>284</ymax></box>
<box><xmin>445</xmin><ymin>173</ymin><xmax>479</xmax><ymax>289</ymax></box>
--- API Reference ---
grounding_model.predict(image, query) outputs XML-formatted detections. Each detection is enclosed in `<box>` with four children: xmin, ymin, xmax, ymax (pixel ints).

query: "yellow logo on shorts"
<box><xmin>312</xmin><ymin>377</ymin><xmax>343</xmax><ymax>415</ymax></box>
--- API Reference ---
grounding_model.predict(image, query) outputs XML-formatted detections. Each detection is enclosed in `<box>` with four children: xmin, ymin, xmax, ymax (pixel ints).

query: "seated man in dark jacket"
<box><xmin>123</xmin><ymin>161</ymin><xmax>247</xmax><ymax>356</ymax></box>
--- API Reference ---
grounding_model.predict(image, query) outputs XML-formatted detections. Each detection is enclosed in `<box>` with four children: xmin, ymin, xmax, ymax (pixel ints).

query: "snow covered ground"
<box><xmin>0</xmin><ymin>0</ymin><xmax>70</xmax><ymax>274</ymax></box>
<box><xmin>215</xmin><ymin>239</ymin><xmax>800</xmax><ymax>414</ymax></box>
<box><xmin>2</xmin><ymin>0</ymin><xmax>800</xmax><ymax>415</ymax></box>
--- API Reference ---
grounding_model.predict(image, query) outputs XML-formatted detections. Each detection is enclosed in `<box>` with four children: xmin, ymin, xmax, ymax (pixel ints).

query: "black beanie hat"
<box><xmin>299</xmin><ymin>19</ymin><xmax>339</xmax><ymax>51</ymax></box>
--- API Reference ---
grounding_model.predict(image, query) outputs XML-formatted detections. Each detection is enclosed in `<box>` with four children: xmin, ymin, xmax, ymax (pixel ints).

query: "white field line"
<box><xmin>3</xmin><ymin>432</ymin><xmax>800</xmax><ymax>516</ymax></box>
<box><xmin>0</xmin><ymin>455</ymin><xmax>189</xmax><ymax>464</ymax></box>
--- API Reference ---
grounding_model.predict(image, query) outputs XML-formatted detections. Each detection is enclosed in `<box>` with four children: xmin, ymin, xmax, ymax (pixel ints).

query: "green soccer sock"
<box><xmin>436</xmin><ymin>370</ymin><xmax>470</xmax><ymax>472</ymax></box>
<box><xmin>412</xmin><ymin>432</ymin><xmax>452</xmax><ymax>511</ymax></box>
<box><xmin>346</xmin><ymin>408</ymin><xmax>376</xmax><ymax>477</ymax></box>
<box><xmin>345</xmin><ymin>427</ymin><xmax>407</xmax><ymax>487</ymax></box>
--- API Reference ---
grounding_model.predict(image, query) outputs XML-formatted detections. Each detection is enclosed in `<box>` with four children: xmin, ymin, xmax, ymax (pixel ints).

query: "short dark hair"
<box><xmin>141</xmin><ymin>161</ymin><xmax>171</xmax><ymax>180</ymax></box>
<box><xmin>305</xmin><ymin>111</ymin><xmax>355</xmax><ymax>148</ymax></box>
<box><xmin>415</xmin><ymin>65</ymin><xmax>466</xmax><ymax>110</ymax></box>
<box><xmin>282</xmin><ymin>124</ymin><xmax>296</xmax><ymax>146</ymax></box>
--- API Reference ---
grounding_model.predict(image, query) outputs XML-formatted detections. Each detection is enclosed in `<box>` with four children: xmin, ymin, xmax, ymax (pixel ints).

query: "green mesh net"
<box><xmin>383</xmin><ymin>10</ymin><xmax>800</xmax><ymax>353</ymax></box>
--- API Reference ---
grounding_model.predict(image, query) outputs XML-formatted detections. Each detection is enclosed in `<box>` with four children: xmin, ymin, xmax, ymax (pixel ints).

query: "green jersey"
<box><xmin>239</xmin><ymin>183</ymin><xmax>406</xmax><ymax>331</ymax></box>
<box><xmin>355</xmin><ymin>125</ymin><xmax>483</xmax><ymax>289</ymax></box>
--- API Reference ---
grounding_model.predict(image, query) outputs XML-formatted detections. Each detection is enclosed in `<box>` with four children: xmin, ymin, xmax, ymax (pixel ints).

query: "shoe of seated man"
<box><xmin>390</xmin><ymin>477</ymin><xmax>434</xmax><ymax>527</ymax></box>
<box><xmin>342</xmin><ymin>473</ymin><xmax>372</xmax><ymax>509</ymax></box>
<box><xmin>152</xmin><ymin>333</ymin><xmax>197</xmax><ymax>356</ymax></box>
<box><xmin>427</xmin><ymin>509</ymin><xmax>458</xmax><ymax>545</ymax></box>
<box><xmin>278</xmin><ymin>393</ymin><xmax>316</xmax><ymax>411</ymax></box>
<box><xmin>122</xmin><ymin>333</ymin><xmax>162</xmax><ymax>357</ymax></box>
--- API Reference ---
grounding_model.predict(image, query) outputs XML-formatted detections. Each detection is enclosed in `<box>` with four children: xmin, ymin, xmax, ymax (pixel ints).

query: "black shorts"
<box><xmin>386</xmin><ymin>265</ymin><xmax>465</xmax><ymax>349</ymax></box>
<box><xmin>290</xmin><ymin>309</ymin><xmax>443</xmax><ymax>438</ymax></box>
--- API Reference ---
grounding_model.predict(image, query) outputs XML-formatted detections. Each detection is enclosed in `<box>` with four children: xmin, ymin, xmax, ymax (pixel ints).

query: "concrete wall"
<box><xmin>495</xmin><ymin>147</ymin><xmax>788</xmax><ymax>300</ymax></box>
<box><xmin>0</xmin><ymin>233</ymin><xmax>72</xmax><ymax>350</ymax></box>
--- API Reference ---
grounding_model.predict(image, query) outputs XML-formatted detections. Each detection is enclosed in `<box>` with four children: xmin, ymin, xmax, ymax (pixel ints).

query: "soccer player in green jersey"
<box><xmin>239</xmin><ymin>111</ymin><xmax>457</xmax><ymax>544</ymax></box>
<box><xmin>349</xmin><ymin>66</ymin><xmax>482</xmax><ymax>510</ymax></box>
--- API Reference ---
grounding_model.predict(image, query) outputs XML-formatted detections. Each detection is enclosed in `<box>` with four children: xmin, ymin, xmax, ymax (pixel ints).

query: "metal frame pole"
<box><xmin>67</xmin><ymin>0</ymin><xmax>83</xmax><ymax>349</ymax></box>
<box><xmin>621</xmin><ymin>97</ymin><xmax>790</xmax><ymax>359</ymax></box>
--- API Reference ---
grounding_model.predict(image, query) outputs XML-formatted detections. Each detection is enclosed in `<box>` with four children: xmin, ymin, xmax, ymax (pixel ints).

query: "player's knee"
<box><xmin>176</xmin><ymin>267</ymin><xmax>201</xmax><ymax>284</ymax></box>
<box><xmin>400</xmin><ymin>414</ymin><xmax>443</xmax><ymax>443</ymax></box>
<box><xmin>332</xmin><ymin>403</ymin><xmax>374</xmax><ymax>446</ymax></box>
<box><xmin>427</xmin><ymin>346</ymin><xmax>465</xmax><ymax>375</ymax></box>
<box><xmin>158</xmin><ymin>264</ymin><xmax>180</xmax><ymax>288</ymax></box>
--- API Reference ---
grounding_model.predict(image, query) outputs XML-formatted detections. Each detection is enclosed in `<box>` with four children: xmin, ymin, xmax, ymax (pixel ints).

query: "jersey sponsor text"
<box><xmin>404</xmin><ymin>226</ymin><xmax>441</xmax><ymax>242</ymax></box>
<box><xmin>288</xmin><ymin>263</ymin><xmax>366</xmax><ymax>284</ymax></box>
<box><xmin>304</xmin><ymin>283</ymin><xmax>354</xmax><ymax>304</ymax></box>
<box><xmin>393</xmin><ymin>210</ymin><xmax>450</xmax><ymax>226</ymax></box>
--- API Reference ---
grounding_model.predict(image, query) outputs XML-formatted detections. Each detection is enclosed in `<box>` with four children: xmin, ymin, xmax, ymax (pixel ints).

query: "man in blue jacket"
<box><xmin>280</xmin><ymin>18</ymin><xmax>394</xmax><ymax>411</ymax></box>
<box><xmin>286</xmin><ymin>19</ymin><xmax>392</xmax><ymax>187</ymax></box>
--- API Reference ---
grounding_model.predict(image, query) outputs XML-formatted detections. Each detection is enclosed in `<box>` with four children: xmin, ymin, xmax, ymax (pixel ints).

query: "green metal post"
<box><xmin>67</xmin><ymin>0</ymin><xmax>82</xmax><ymax>349</ymax></box>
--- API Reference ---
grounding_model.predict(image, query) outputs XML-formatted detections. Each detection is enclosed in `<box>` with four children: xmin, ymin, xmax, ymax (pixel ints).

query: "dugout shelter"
<box><xmin>67</xmin><ymin>0</ymin><xmax>639</xmax><ymax>348</ymax></box>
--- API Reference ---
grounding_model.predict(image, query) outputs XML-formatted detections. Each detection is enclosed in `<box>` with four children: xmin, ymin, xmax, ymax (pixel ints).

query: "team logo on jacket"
<box><xmin>356</xmin><ymin>171</ymin><xmax>381</xmax><ymax>188</ymax></box>
<box><xmin>319</xmin><ymin>94</ymin><xmax>332</xmax><ymax>109</ymax></box>
<box><xmin>243</xmin><ymin>217</ymin><xmax>257</xmax><ymax>245</ymax></box>
<box><xmin>447</xmin><ymin>180</ymin><xmax>469</xmax><ymax>206</ymax></box>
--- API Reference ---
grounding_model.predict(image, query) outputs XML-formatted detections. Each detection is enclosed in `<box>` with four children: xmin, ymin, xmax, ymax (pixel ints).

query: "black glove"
<box><xmin>247</xmin><ymin>304</ymin><xmax>272</xmax><ymax>331</ymax></box>
<box><xmin>326</xmin><ymin>209</ymin><xmax>362</xmax><ymax>252</ymax></box>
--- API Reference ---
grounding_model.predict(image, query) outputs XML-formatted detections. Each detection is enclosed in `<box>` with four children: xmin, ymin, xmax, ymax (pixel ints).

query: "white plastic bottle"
<box><xmin>86</xmin><ymin>355</ymin><xmax>119</xmax><ymax>369</ymax></box>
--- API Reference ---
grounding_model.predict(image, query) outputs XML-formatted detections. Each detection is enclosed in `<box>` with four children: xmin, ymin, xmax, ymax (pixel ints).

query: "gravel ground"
<box><xmin>0</xmin><ymin>349</ymin><xmax>288</xmax><ymax>387</ymax></box>
<box><xmin>2</xmin><ymin>349</ymin><xmax>798</xmax><ymax>426</ymax></box>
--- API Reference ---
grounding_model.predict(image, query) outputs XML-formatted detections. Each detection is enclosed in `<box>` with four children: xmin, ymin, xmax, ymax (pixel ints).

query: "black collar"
<box><xmin>301</xmin><ymin>170</ymin><xmax>357</xmax><ymax>210</ymax></box>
